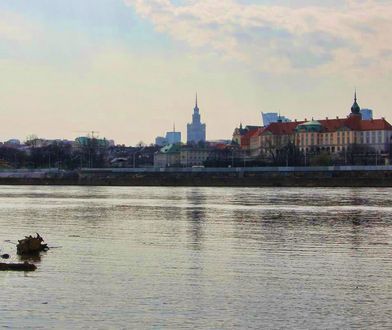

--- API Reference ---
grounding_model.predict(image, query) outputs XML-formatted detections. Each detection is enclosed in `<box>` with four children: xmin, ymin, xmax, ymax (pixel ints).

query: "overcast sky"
<box><xmin>1</xmin><ymin>0</ymin><xmax>391</xmax><ymax>145</ymax></box>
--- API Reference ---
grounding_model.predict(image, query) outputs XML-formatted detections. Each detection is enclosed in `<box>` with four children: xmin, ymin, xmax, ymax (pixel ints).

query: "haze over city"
<box><xmin>1</xmin><ymin>0</ymin><xmax>391</xmax><ymax>145</ymax></box>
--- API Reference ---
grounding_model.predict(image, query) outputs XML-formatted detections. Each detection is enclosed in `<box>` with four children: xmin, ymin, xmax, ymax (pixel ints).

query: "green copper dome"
<box><xmin>351</xmin><ymin>91</ymin><xmax>361</xmax><ymax>115</ymax></box>
<box><xmin>303</xmin><ymin>120</ymin><xmax>321</xmax><ymax>126</ymax></box>
<box><xmin>296</xmin><ymin>120</ymin><xmax>322</xmax><ymax>132</ymax></box>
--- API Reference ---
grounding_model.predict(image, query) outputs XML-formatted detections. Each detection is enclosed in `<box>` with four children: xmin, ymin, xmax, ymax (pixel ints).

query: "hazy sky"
<box><xmin>1</xmin><ymin>0</ymin><xmax>391</xmax><ymax>145</ymax></box>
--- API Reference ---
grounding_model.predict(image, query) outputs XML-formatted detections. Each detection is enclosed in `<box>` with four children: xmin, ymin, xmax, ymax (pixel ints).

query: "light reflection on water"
<box><xmin>0</xmin><ymin>186</ymin><xmax>392</xmax><ymax>329</ymax></box>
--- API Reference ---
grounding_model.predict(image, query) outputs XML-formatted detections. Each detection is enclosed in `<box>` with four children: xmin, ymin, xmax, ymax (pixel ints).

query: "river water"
<box><xmin>0</xmin><ymin>186</ymin><xmax>391</xmax><ymax>329</ymax></box>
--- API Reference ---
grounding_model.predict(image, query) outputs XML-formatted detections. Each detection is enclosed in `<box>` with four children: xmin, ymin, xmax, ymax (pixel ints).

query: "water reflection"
<box><xmin>19</xmin><ymin>252</ymin><xmax>44</xmax><ymax>263</ymax></box>
<box><xmin>185</xmin><ymin>188</ymin><xmax>206</xmax><ymax>250</ymax></box>
<box><xmin>0</xmin><ymin>186</ymin><xmax>392</xmax><ymax>329</ymax></box>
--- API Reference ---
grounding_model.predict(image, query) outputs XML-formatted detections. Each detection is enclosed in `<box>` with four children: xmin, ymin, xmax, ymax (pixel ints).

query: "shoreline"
<box><xmin>0</xmin><ymin>166</ymin><xmax>391</xmax><ymax>187</ymax></box>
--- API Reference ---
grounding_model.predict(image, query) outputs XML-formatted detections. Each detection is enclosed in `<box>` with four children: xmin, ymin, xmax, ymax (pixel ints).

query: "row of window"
<box><xmin>300</xmin><ymin>145</ymin><xmax>385</xmax><ymax>153</ymax></box>
<box><xmin>259</xmin><ymin>133</ymin><xmax>392</xmax><ymax>148</ymax></box>
<box><xmin>297</xmin><ymin>131</ymin><xmax>390</xmax><ymax>146</ymax></box>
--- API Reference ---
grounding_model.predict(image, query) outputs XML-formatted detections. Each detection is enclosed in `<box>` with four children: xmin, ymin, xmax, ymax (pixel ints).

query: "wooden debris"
<box><xmin>17</xmin><ymin>233</ymin><xmax>49</xmax><ymax>255</ymax></box>
<box><xmin>0</xmin><ymin>261</ymin><xmax>37</xmax><ymax>271</ymax></box>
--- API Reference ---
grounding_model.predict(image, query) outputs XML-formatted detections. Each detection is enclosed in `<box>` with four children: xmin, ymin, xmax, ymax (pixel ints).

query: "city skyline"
<box><xmin>0</xmin><ymin>90</ymin><xmax>386</xmax><ymax>147</ymax></box>
<box><xmin>1</xmin><ymin>0</ymin><xmax>392</xmax><ymax>145</ymax></box>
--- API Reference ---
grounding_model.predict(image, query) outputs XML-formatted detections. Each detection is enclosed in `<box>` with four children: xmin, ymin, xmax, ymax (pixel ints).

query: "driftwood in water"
<box><xmin>0</xmin><ymin>261</ymin><xmax>37</xmax><ymax>271</ymax></box>
<box><xmin>17</xmin><ymin>233</ymin><xmax>49</xmax><ymax>255</ymax></box>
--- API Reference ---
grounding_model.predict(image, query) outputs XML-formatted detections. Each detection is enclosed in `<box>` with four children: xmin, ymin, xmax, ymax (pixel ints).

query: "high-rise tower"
<box><xmin>187</xmin><ymin>94</ymin><xmax>206</xmax><ymax>144</ymax></box>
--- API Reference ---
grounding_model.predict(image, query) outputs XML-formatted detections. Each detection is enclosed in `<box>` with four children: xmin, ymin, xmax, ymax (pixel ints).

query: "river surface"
<box><xmin>0</xmin><ymin>186</ymin><xmax>392</xmax><ymax>329</ymax></box>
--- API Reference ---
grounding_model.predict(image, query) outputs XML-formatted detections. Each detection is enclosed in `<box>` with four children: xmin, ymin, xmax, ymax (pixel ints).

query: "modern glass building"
<box><xmin>261</xmin><ymin>112</ymin><xmax>291</xmax><ymax>126</ymax></box>
<box><xmin>360</xmin><ymin>109</ymin><xmax>373</xmax><ymax>120</ymax></box>
<box><xmin>166</xmin><ymin>131</ymin><xmax>181</xmax><ymax>144</ymax></box>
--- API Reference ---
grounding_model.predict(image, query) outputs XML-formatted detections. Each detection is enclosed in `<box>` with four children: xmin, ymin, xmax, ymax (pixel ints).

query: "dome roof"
<box><xmin>302</xmin><ymin>120</ymin><xmax>321</xmax><ymax>126</ymax></box>
<box><xmin>351</xmin><ymin>101</ymin><xmax>360</xmax><ymax>114</ymax></box>
<box><xmin>296</xmin><ymin>120</ymin><xmax>322</xmax><ymax>132</ymax></box>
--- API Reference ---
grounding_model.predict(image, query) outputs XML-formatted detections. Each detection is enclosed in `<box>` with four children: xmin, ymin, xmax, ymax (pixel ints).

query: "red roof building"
<box><xmin>252</xmin><ymin>94</ymin><xmax>392</xmax><ymax>157</ymax></box>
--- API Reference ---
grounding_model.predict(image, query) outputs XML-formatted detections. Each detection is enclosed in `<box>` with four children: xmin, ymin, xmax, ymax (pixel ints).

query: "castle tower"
<box><xmin>349</xmin><ymin>90</ymin><xmax>362</xmax><ymax>118</ymax></box>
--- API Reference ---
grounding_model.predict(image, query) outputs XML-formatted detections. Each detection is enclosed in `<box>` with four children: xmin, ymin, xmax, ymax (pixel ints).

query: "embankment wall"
<box><xmin>0</xmin><ymin>166</ymin><xmax>391</xmax><ymax>187</ymax></box>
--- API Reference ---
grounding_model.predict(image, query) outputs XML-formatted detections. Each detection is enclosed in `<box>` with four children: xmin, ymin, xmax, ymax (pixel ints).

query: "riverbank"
<box><xmin>0</xmin><ymin>166</ymin><xmax>391</xmax><ymax>187</ymax></box>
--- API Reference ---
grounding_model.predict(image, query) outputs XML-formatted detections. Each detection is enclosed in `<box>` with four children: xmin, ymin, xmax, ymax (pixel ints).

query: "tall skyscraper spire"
<box><xmin>187</xmin><ymin>93</ymin><xmax>206</xmax><ymax>144</ymax></box>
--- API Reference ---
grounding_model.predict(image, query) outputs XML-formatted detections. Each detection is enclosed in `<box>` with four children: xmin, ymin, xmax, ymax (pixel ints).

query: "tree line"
<box><xmin>0</xmin><ymin>139</ymin><xmax>106</xmax><ymax>169</ymax></box>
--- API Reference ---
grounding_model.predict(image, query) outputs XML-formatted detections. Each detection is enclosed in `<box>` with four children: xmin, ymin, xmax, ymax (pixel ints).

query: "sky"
<box><xmin>0</xmin><ymin>0</ymin><xmax>391</xmax><ymax>145</ymax></box>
